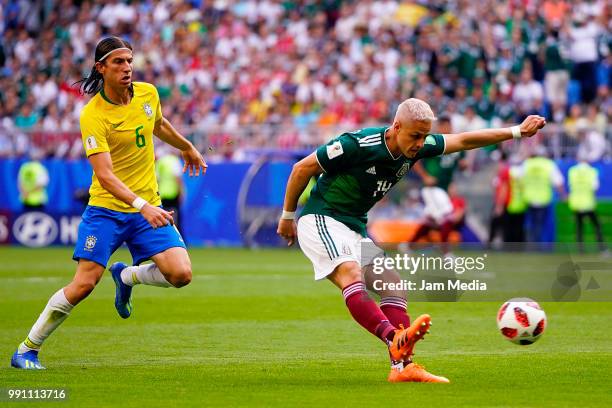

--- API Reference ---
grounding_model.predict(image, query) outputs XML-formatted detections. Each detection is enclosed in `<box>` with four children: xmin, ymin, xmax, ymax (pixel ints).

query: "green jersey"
<box><xmin>422</xmin><ymin>150</ymin><xmax>464</xmax><ymax>191</ymax></box>
<box><xmin>301</xmin><ymin>127</ymin><xmax>446</xmax><ymax>236</ymax></box>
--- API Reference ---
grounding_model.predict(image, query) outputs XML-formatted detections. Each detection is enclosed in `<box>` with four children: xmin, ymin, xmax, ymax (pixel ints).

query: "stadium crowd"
<box><xmin>0</xmin><ymin>0</ymin><xmax>610</xmax><ymax>158</ymax></box>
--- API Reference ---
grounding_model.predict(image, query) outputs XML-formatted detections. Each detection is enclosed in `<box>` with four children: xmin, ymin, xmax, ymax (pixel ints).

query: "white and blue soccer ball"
<box><xmin>496</xmin><ymin>298</ymin><xmax>547</xmax><ymax>345</ymax></box>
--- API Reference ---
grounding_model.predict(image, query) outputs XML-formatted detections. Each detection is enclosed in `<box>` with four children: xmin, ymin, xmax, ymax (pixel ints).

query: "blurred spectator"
<box><xmin>41</xmin><ymin>104</ymin><xmax>62</xmax><ymax>131</ymax></box>
<box><xmin>542</xmin><ymin>0</ymin><xmax>570</xmax><ymax>28</ymax></box>
<box><xmin>597</xmin><ymin>54</ymin><xmax>611</xmax><ymax>92</ymax></box>
<box><xmin>14</xmin><ymin>105</ymin><xmax>39</xmax><ymax>129</ymax></box>
<box><xmin>566</xmin><ymin>12</ymin><xmax>602</xmax><ymax>103</ymax></box>
<box><xmin>568</xmin><ymin>152</ymin><xmax>607</xmax><ymax>254</ymax></box>
<box><xmin>576</xmin><ymin>123</ymin><xmax>607</xmax><ymax>163</ymax></box>
<box><xmin>463</xmin><ymin>106</ymin><xmax>487</xmax><ymax>132</ymax></box>
<box><xmin>505</xmin><ymin>155</ymin><xmax>528</xmax><ymax>243</ymax></box>
<box><xmin>488</xmin><ymin>152</ymin><xmax>509</xmax><ymax>247</ymax></box>
<box><xmin>156</xmin><ymin>150</ymin><xmax>184</xmax><ymax>228</ymax></box>
<box><xmin>543</xmin><ymin>28</ymin><xmax>569</xmax><ymax>110</ymax></box>
<box><xmin>585</xmin><ymin>103</ymin><xmax>608</xmax><ymax>136</ymax></box>
<box><xmin>522</xmin><ymin>146</ymin><xmax>566</xmax><ymax>242</ymax></box>
<box><xmin>512</xmin><ymin>67</ymin><xmax>544</xmax><ymax>119</ymax></box>
<box><xmin>18</xmin><ymin>150</ymin><xmax>49</xmax><ymax>210</ymax></box>
<box><xmin>472</xmin><ymin>87</ymin><xmax>495</xmax><ymax>124</ymax></box>
<box><xmin>31</xmin><ymin>71</ymin><xmax>58</xmax><ymax>110</ymax></box>
<box><xmin>0</xmin><ymin>129</ymin><xmax>12</xmax><ymax>157</ymax></box>
<box><xmin>563</xmin><ymin>104</ymin><xmax>588</xmax><ymax>139</ymax></box>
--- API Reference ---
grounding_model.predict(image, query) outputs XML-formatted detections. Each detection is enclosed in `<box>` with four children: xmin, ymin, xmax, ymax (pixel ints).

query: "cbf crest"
<box><xmin>84</xmin><ymin>235</ymin><xmax>97</xmax><ymax>251</ymax></box>
<box><xmin>142</xmin><ymin>102</ymin><xmax>153</xmax><ymax>119</ymax></box>
<box><xmin>396</xmin><ymin>162</ymin><xmax>410</xmax><ymax>178</ymax></box>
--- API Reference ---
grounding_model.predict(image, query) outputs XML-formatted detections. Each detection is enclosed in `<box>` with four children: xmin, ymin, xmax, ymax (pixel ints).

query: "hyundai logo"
<box><xmin>13</xmin><ymin>212</ymin><xmax>58</xmax><ymax>247</ymax></box>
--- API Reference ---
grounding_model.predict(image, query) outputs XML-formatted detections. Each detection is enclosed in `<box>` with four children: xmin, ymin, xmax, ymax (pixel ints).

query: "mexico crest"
<box><xmin>143</xmin><ymin>102</ymin><xmax>153</xmax><ymax>119</ymax></box>
<box><xmin>396</xmin><ymin>162</ymin><xmax>410</xmax><ymax>178</ymax></box>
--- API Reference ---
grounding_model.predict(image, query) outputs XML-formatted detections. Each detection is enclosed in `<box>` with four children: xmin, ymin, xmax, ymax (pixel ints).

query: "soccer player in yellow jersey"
<box><xmin>11</xmin><ymin>37</ymin><xmax>207</xmax><ymax>369</ymax></box>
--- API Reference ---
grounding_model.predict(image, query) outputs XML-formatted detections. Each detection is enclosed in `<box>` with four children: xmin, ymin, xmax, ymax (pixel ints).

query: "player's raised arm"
<box><xmin>277</xmin><ymin>152</ymin><xmax>323</xmax><ymax>245</ymax></box>
<box><xmin>154</xmin><ymin>117</ymin><xmax>207</xmax><ymax>177</ymax></box>
<box><xmin>443</xmin><ymin>115</ymin><xmax>546</xmax><ymax>154</ymax></box>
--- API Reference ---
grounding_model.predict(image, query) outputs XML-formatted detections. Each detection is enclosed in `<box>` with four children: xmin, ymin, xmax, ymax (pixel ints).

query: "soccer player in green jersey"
<box><xmin>277</xmin><ymin>98</ymin><xmax>546</xmax><ymax>383</ymax></box>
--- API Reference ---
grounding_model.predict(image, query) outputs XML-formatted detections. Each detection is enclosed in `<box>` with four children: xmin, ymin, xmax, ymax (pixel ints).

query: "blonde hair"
<box><xmin>394</xmin><ymin>98</ymin><xmax>436</xmax><ymax>123</ymax></box>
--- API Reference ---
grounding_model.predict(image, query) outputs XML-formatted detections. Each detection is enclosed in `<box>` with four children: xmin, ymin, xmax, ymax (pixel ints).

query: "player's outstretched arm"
<box><xmin>88</xmin><ymin>152</ymin><xmax>175</xmax><ymax>228</ymax></box>
<box><xmin>277</xmin><ymin>152</ymin><xmax>323</xmax><ymax>246</ymax></box>
<box><xmin>443</xmin><ymin>115</ymin><xmax>546</xmax><ymax>154</ymax></box>
<box><xmin>154</xmin><ymin>117</ymin><xmax>207</xmax><ymax>176</ymax></box>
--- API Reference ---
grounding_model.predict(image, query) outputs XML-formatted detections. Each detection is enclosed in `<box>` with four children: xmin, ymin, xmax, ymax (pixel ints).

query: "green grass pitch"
<box><xmin>0</xmin><ymin>247</ymin><xmax>610</xmax><ymax>407</ymax></box>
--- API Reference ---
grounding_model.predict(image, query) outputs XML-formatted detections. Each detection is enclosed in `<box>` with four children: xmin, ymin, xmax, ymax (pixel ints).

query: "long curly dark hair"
<box><xmin>75</xmin><ymin>37</ymin><xmax>133</xmax><ymax>95</ymax></box>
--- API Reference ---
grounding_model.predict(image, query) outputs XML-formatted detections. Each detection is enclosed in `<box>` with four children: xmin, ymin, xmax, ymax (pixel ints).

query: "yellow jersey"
<box><xmin>80</xmin><ymin>81</ymin><xmax>163</xmax><ymax>212</ymax></box>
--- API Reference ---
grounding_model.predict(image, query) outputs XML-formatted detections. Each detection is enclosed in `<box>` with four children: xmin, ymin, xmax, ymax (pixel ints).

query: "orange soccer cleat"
<box><xmin>388</xmin><ymin>314</ymin><xmax>431</xmax><ymax>361</ymax></box>
<box><xmin>388</xmin><ymin>363</ymin><xmax>450</xmax><ymax>383</ymax></box>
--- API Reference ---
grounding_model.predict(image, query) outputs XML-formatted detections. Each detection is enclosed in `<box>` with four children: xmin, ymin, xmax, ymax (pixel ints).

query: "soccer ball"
<box><xmin>496</xmin><ymin>298</ymin><xmax>546</xmax><ymax>345</ymax></box>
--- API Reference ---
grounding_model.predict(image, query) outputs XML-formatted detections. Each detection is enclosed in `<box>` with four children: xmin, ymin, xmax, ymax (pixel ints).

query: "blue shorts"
<box><xmin>73</xmin><ymin>205</ymin><xmax>186</xmax><ymax>267</ymax></box>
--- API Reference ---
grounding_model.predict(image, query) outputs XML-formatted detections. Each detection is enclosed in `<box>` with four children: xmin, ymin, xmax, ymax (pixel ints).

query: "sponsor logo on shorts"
<box><xmin>84</xmin><ymin>235</ymin><xmax>97</xmax><ymax>251</ymax></box>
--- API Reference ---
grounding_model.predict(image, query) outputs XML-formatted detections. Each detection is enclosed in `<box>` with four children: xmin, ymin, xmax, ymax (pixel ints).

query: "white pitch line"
<box><xmin>0</xmin><ymin>274</ymin><xmax>309</xmax><ymax>283</ymax></box>
<box><xmin>0</xmin><ymin>277</ymin><xmax>65</xmax><ymax>283</ymax></box>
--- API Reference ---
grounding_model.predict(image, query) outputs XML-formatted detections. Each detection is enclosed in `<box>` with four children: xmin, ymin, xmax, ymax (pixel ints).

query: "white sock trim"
<box><xmin>121</xmin><ymin>264</ymin><xmax>172</xmax><ymax>288</ymax></box>
<box><xmin>342</xmin><ymin>282</ymin><xmax>366</xmax><ymax>300</ymax></box>
<box><xmin>24</xmin><ymin>288</ymin><xmax>73</xmax><ymax>348</ymax></box>
<box><xmin>380</xmin><ymin>296</ymin><xmax>407</xmax><ymax>310</ymax></box>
